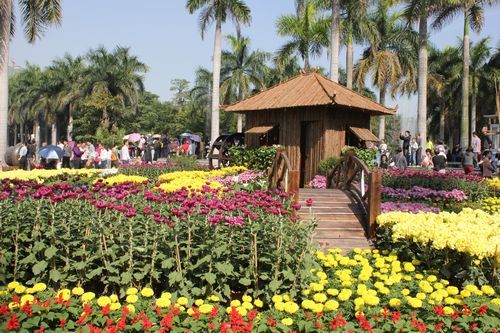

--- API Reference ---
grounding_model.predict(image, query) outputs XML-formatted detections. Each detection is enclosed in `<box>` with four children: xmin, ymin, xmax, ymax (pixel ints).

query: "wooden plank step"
<box><xmin>313</xmin><ymin>228</ymin><xmax>366</xmax><ymax>238</ymax></box>
<box><xmin>314</xmin><ymin>220</ymin><xmax>366</xmax><ymax>228</ymax></box>
<box><xmin>314</xmin><ymin>238</ymin><xmax>373</xmax><ymax>249</ymax></box>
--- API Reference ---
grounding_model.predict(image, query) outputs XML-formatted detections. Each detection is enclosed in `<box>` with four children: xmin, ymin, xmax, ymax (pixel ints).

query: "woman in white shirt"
<box><xmin>100</xmin><ymin>146</ymin><xmax>111</xmax><ymax>169</ymax></box>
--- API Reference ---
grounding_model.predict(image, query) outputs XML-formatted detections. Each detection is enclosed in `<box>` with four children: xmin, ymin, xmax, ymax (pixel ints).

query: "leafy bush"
<box><xmin>0</xmin><ymin>179</ymin><xmax>315</xmax><ymax>301</ymax></box>
<box><xmin>342</xmin><ymin>146</ymin><xmax>377</xmax><ymax>167</ymax></box>
<box><xmin>317</xmin><ymin>157</ymin><xmax>342</xmax><ymax>176</ymax></box>
<box><xmin>228</xmin><ymin>146</ymin><xmax>278</xmax><ymax>171</ymax></box>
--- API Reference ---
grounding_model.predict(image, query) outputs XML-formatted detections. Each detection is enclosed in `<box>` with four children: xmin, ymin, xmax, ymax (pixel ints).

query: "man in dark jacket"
<box><xmin>26</xmin><ymin>140</ymin><xmax>36</xmax><ymax>170</ymax></box>
<box><xmin>399</xmin><ymin>131</ymin><xmax>411</xmax><ymax>164</ymax></box>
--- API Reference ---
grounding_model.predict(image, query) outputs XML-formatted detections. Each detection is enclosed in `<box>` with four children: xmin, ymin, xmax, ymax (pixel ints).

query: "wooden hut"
<box><xmin>223</xmin><ymin>71</ymin><xmax>396</xmax><ymax>187</ymax></box>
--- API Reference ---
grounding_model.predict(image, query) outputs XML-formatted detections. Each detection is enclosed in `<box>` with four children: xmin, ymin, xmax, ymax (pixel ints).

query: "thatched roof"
<box><xmin>224</xmin><ymin>71</ymin><xmax>396</xmax><ymax>115</ymax></box>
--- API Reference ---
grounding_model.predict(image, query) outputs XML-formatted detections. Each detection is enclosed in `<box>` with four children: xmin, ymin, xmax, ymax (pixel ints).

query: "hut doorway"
<box><xmin>300</xmin><ymin>121</ymin><xmax>323</xmax><ymax>187</ymax></box>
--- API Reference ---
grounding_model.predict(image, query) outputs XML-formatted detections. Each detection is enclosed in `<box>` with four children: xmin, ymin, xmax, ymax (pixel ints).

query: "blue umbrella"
<box><xmin>39</xmin><ymin>145</ymin><xmax>63</xmax><ymax>159</ymax></box>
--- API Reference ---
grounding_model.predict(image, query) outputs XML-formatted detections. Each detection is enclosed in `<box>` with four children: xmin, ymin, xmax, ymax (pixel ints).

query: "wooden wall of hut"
<box><xmin>243</xmin><ymin>106</ymin><xmax>370</xmax><ymax>186</ymax></box>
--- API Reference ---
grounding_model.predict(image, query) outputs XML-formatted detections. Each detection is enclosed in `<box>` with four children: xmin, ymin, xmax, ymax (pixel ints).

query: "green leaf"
<box><xmin>49</xmin><ymin>269</ymin><xmax>62</xmax><ymax>282</ymax></box>
<box><xmin>161</xmin><ymin>258</ymin><xmax>176</xmax><ymax>269</ymax></box>
<box><xmin>32</xmin><ymin>261</ymin><xmax>48</xmax><ymax>275</ymax></box>
<box><xmin>239</xmin><ymin>278</ymin><xmax>251</xmax><ymax>286</ymax></box>
<box><xmin>121</xmin><ymin>272</ymin><xmax>132</xmax><ymax>284</ymax></box>
<box><xmin>44</xmin><ymin>246</ymin><xmax>57</xmax><ymax>259</ymax></box>
<box><xmin>204</xmin><ymin>273</ymin><xmax>216</xmax><ymax>285</ymax></box>
<box><xmin>168</xmin><ymin>271</ymin><xmax>183</xmax><ymax>284</ymax></box>
<box><xmin>86</xmin><ymin>267</ymin><xmax>103</xmax><ymax>279</ymax></box>
<box><xmin>215</xmin><ymin>262</ymin><xmax>234</xmax><ymax>275</ymax></box>
<box><xmin>269</xmin><ymin>280</ymin><xmax>282</xmax><ymax>291</ymax></box>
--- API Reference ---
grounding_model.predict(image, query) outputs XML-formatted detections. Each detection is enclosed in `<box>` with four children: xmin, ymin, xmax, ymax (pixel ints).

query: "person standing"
<box><xmin>153</xmin><ymin>139</ymin><xmax>161</xmax><ymax>161</ymax></box>
<box><xmin>110</xmin><ymin>144</ymin><xmax>120</xmax><ymax>168</ymax></box>
<box><xmin>18</xmin><ymin>142</ymin><xmax>28</xmax><ymax>170</ymax></box>
<box><xmin>410</xmin><ymin>138</ymin><xmax>419</xmax><ymax>166</ymax></box>
<box><xmin>121</xmin><ymin>141</ymin><xmax>131</xmax><ymax>165</ymax></box>
<box><xmin>62</xmin><ymin>140</ymin><xmax>72</xmax><ymax>168</ymax></box>
<box><xmin>72</xmin><ymin>142</ymin><xmax>83</xmax><ymax>169</ymax></box>
<box><xmin>472</xmin><ymin>132</ymin><xmax>481</xmax><ymax>159</ymax></box>
<box><xmin>26</xmin><ymin>140</ymin><xmax>36</xmax><ymax>170</ymax></box>
<box><xmin>481</xmin><ymin>127</ymin><xmax>492</xmax><ymax>154</ymax></box>
<box><xmin>399</xmin><ymin>131</ymin><xmax>411</xmax><ymax>164</ymax></box>
<box><xmin>461</xmin><ymin>148</ymin><xmax>477</xmax><ymax>174</ymax></box>
<box><xmin>479</xmin><ymin>150</ymin><xmax>494</xmax><ymax>178</ymax></box>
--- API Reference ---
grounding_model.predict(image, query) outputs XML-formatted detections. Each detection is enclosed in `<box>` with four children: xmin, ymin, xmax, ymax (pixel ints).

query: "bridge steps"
<box><xmin>298</xmin><ymin>188</ymin><xmax>373</xmax><ymax>253</ymax></box>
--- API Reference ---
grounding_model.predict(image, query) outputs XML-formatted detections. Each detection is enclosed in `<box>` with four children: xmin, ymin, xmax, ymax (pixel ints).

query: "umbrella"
<box><xmin>39</xmin><ymin>145</ymin><xmax>63</xmax><ymax>159</ymax></box>
<box><xmin>179</xmin><ymin>132</ymin><xmax>192</xmax><ymax>137</ymax></box>
<box><xmin>189</xmin><ymin>134</ymin><xmax>201</xmax><ymax>142</ymax></box>
<box><xmin>152</xmin><ymin>134</ymin><xmax>162</xmax><ymax>139</ymax></box>
<box><xmin>127</xmin><ymin>133</ymin><xmax>141</xmax><ymax>142</ymax></box>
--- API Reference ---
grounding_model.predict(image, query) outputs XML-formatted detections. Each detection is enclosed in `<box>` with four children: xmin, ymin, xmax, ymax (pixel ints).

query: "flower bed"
<box><xmin>309</xmin><ymin>175</ymin><xmax>327</xmax><ymax>189</ymax></box>
<box><xmin>0</xmin><ymin>168</ymin><xmax>103</xmax><ymax>183</ymax></box>
<box><xmin>1</xmin><ymin>250</ymin><xmax>499</xmax><ymax>332</ymax></box>
<box><xmin>482</xmin><ymin>197</ymin><xmax>500</xmax><ymax>214</ymax></box>
<box><xmin>376</xmin><ymin>209</ymin><xmax>500</xmax><ymax>284</ymax></box>
<box><xmin>381</xmin><ymin>202</ymin><xmax>440</xmax><ymax>214</ymax></box>
<box><xmin>381</xmin><ymin>186</ymin><xmax>468</xmax><ymax>202</ymax></box>
<box><xmin>0</xmin><ymin>173</ymin><xmax>314</xmax><ymax>301</ymax></box>
<box><xmin>157</xmin><ymin>167</ymin><xmax>247</xmax><ymax>192</ymax></box>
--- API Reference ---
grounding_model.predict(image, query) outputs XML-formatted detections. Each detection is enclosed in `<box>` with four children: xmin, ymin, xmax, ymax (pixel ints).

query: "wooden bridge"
<box><xmin>268</xmin><ymin>150</ymin><xmax>381</xmax><ymax>252</ymax></box>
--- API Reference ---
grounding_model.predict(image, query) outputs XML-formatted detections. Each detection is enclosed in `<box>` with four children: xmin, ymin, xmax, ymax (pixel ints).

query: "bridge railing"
<box><xmin>267</xmin><ymin>148</ymin><xmax>299</xmax><ymax>197</ymax></box>
<box><xmin>326</xmin><ymin>152</ymin><xmax>381</xmax><ymax>238</ymax></box>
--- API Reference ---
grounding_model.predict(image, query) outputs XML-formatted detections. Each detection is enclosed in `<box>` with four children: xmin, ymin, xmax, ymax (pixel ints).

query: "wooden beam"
<box><xmin>367</xmin><ymin>172</ymin><xmax>381</xmax><ymax>238</ymax></box>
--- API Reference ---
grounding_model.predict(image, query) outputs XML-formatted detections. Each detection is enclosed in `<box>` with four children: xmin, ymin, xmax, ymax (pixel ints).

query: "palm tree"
<box><xmin>186</xmin><ymin>0</ymin><xmax>251</xmax><ymax>143</ymax></box>
<box><xmin>427</xmin><ymin>46</ymin><xmax>462</xmax><ymax>142</ymax></box>
<box><xmin>220</xmin><ymin>35</ymin><xmax>268</xmax><ymax>132</ymax></box>
<box><xmin>0</xmin><ymin>0</ymin><xmax>62</xmax><ymax>162</ymax></box>
<box><xmin>49</xmin><ymin>54</ymin><xmax>86</xmax><ymax>140</ymax></box>
<box><xmin>354</xmin><ymin>2</ymin><xmax>418</xmax><ymax>139</ymax></box>
<box><xmin>403</xmin><ymin>0</ymin><xmax>445</xmax><ymax>149</ymax></box>
<box><xmin>433</xmin><ymin>0</ymin><xmax>498</xmax><ymax>148</ymax></box>
<box><xmin>191</xmin><ymin>67</ymin><xmax>212</xmax><ymax>139</ymax></box>
<box><xmin>82</xmin><ymin>47</ymin><xmax>147</xmax><ymax>129</ymax></box>
<box><xmin>469</xmin><ymin>37</ymin><xmax>491</xmax><ymax>133</ymax></box>
<box><xmin>276</xmin><ymin>1</ymin><xmax>330</xmax><ymax>71</ymax></box>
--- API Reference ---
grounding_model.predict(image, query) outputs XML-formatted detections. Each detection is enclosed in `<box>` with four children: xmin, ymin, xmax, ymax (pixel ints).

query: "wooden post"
<box><xmin>288</xmin><ymin>170</ymin><xmax>300</xmax><ymax>202</ymax></box>
<box><xmin>367</xmin><ymin>171</ymin><xmax>381</xmax><ymax>239</ymax></box>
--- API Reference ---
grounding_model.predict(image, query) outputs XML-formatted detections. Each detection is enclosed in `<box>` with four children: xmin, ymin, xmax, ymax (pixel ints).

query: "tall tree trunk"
<box><xmin>346</xmin><ymin>32</ymin><xmax>353</xmax><ymax>89</ymax></box>
<box><xmin>20</xmin><ymin>124</ymin><xmax>24</xmax><ymax>144</ymax></box>
<box><xmin>461</xmin><ymin>11</ymin><xmax>470</xmax><ymax>149</ymax></box>
<box><xmin>102</xmin><ymin>107</ymin><xmax>110</xmax><ymax>130</ymax></box>
<box><xmin>67</xmin><ymin>104</ymin><xmax>73</xmax><ymax>140</ymax></box>
<box><xmin>379</xmin><ymin>87</ymin><xmax>386</xmax><ymax>140</ymax></box>
<box><xmin>417</xmin><ymin>15</ymin><xmax>428</xmax><ymax>149</ymax></box>
<box><xmin>205</xmin><ymin>83</ymin><xmax>212</xmax><ymax>142</ymax></box>
<box><xmin>330</xmin><ymin>0</ymin><xmax>340</xmax><ymax>82</ymax></box>
<box><xmin>236</xmin><ymin>87</ymin><xmax>243</xmax><ymax>132</ymax></box>
<box><xmin>210</xmin><ymin>19</ymin><xmax>222</xmax><ymax>143</ymax></box>
<box><xmin>0</xmin><ymin>0</ymin><xmax>11</xmax><ymax>164</ymax></box>
<box><xmin>51</xmin><ymin>122</ymin><xmax>57</xmax><ymax>145</ymax></box>
<box><xmin>304</xmin><ymin>50</ymin><xmax>310</xmax><ymax>71</ymax></box>
<box><xmin>439</xmin><ymin>105</ymin><xmax>446</xmax><ymax>141</ymax></box>
<box><xmin>13</xmin><ymin>124</ymin><xmax>17</xmax><ymax>144</ymax></box>
<box><xmin>470</xmin><ymin>76</ymin><xmax>476</xmax><ymax>136</ymax></box>
<box><xmin>33</xmin><ymin>119</ymin><xmax>41</xmax><ymax>149</ymax></box>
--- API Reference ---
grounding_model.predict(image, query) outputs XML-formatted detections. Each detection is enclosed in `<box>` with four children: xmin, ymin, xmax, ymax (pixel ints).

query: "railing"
<box><xmin>267</xmin><ymin>149</ymin><xmax>299</xmax><ymax>197</ymax></box>
<box><xmin>326</xmin><ymin>152</ymin><xmax>381</xmax><ymax>238</ymax></box>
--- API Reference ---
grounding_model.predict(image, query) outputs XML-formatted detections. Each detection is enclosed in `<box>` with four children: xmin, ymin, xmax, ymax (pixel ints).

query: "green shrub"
<box><xmin>317</xmin><ymin>157</ymin><xmax>342</xmax><ymax>176</ymax></box>
<box><xmin>228</xmin><ymin>146</ymin><xmax>278</xmax><ymax>171</ymax></box>
<box><xmin>341</xmin><ymin>146</ymin><xmax>377</xmax><ymax>167</ymax></box>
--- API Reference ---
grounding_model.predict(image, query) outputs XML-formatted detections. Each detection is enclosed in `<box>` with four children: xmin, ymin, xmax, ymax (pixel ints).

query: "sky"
<box><xmin>8</xmin><ymin>0</ymin><xmax>500</xmax><ymax>132</ymax></box>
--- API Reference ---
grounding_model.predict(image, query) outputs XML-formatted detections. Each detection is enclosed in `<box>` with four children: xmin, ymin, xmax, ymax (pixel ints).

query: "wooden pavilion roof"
<box><xmin>224</xmin><ymin>71</ymin><xmax>396</xmax><ymax>115</ymax></box>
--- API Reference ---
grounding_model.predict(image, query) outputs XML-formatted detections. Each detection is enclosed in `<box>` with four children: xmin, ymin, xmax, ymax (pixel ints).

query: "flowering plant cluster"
<box><xmin>94</xmin><ymin>174</ymin><xmax>149</xmax><ymax>186</ymax></box>
<box><xmin>383</xmin><ymin>169</ymin><xmax>483</xmax><ymax>183</ymax></box>
<box><xmin>381</xmin><ymin>186</ymin><xmax>468</xmax><ymax>202</ymax></box>
<box><xmin>482</xmin><ymin>196</ymin><xmax>500</xmax><ymax>213</ymax></box>
<box><xmin>1</xmin><ymin>250</ymin><xmax>499</xmax><ymax>332</ymax></box>
<box><xmin>487</xmin><ymin>178</ymin><xmax>500</xmax><ymax>190</ymax></box>
<box><xmin>377</xmin><ymin>209</ymin><xmax>499</xmax><ymax>284</ymax></box>
<box><xmin>309</xmin><ymin>175</ymin><xmax>327</xmax><ymax>189</ymax></box>
<box><xmin>380</xmin><ymin>202</ymin><xmax>440</xmax><ymax>214</ymax></box>
<box><xmin>156</xmin><ymin>166</ymin><xmax>247</xmax><ymax>192</ymax></box>
<box><xmin>0</xmin><ymin>168</ymin><xmax>103</xmax><ymax>183</ymax></box>
<box><xmin>0</xmin><ymin>175</ymin><xmax>314</xmax><ymax>300</ymax></box>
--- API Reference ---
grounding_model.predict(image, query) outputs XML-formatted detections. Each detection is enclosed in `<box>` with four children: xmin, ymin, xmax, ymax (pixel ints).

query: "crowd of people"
<box><xmin>375</xmin><ymin>126</ymin><xmax>498</xmax><ymax>178</ymax></box>
<box><xmin>16</xmin><ymin>133</ymin><xmax>201</xmax><ymax>171</ymax></box>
